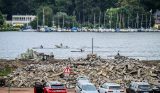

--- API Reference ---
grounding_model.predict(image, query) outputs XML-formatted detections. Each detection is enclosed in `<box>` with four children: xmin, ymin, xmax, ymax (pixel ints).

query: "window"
<box><xmin>82</xmin><ymin>85</ymin><xmax>97</xmax><ymax>91</ymax></box>
<box><xmin>101</xmin><ymin>84</ymin><xmax>107</xmax><ymax>89</ymax></box>
<box><xmin>109</xmin><ymin>86</ymin><xmax>121</xmax><ymax>90</ymax></box>
<box><xmin>44</xmin><ymin>83</ymin><xmax>49</xmax><ymax>87</ymax></box>
<box><xmin>138</xmin><ymin>85</ymin><xmax>151</xmax><ymax>89</ymax></box>
<box><xmin>51</xmin><ymin>85</ymin><xmax>65</xmax><ymax>89</ymax></box>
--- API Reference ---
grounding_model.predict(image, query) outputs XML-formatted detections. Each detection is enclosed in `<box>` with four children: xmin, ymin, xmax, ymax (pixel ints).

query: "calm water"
<box><xmin>0</xmin><ymin>32</ymin><xmax>160</xmax><ymax>60</ymax></box>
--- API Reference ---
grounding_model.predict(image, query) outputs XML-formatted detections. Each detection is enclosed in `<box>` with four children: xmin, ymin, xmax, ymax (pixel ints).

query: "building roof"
<box><xmin>12</xmin><ymin>15</ymin><xmax>36</xmax><ymax>17</ymax></box>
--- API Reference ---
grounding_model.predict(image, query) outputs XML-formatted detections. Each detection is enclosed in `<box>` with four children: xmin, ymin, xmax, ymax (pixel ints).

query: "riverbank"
<box><xmin>0</xmin><ymin>54</ymin><xmax>160</xmax><ymax>88</ymax></box>
<box><xmin>0</xmin><ymin>28</ymin><xmax>160</xmax><ymax>32</ymax></box>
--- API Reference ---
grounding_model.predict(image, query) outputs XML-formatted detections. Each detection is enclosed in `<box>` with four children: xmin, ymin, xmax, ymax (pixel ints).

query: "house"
<box><xmin>12</xmin><ymin>15</ymin><xmax>36</xmax><ymax>26</ymax></box>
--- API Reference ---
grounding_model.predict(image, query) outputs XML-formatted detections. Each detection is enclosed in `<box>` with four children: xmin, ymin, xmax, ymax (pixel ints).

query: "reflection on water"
<box><xmin>0</xmin><ymin>32</ymin><xmax>160</xmax><ymax>60</ymax></box>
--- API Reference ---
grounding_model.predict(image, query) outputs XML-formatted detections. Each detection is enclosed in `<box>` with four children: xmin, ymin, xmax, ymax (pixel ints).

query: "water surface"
<box><xmin>0</xmin><ymin>32</ymin><xmax>160</xmax><ymax>60</ymax></box>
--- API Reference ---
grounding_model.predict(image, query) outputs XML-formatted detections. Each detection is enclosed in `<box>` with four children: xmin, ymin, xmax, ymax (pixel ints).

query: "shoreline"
<box><xmin>0</xmin><ymin>31</ymin><xmax>160</xmax><ymax>32</ymax></box>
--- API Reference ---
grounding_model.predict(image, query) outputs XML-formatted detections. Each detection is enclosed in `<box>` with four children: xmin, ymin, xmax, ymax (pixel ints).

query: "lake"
<box><xmin>0</xmin><ymin>32</ymin><xmax>160</xmax><ymax>60</ymax></box>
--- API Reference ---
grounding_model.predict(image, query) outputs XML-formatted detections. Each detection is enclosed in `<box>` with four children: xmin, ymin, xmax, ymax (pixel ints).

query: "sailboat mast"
<box><xmin>37</xmin><ymin>15</ymin><xmax>38</xmax><ymax>29</ymax></box>
<box><xmin>43</xmin><ymin>8</ymin><xmax>45</xmax><ymax>27</ymax></box>
<box><xmin>110</xmin><ymin>12</ymin><xmax>112</xmax><ymax>29</ymax></box>
<box><xmin>94</xmin><ymin>13</ymin><xmax>95</xmax><ymax>28</ymax></box>
<box><xmin>116</xmin><ymin>13</ymin><xmax>118</xmax><ymax>28</ymax></box>
<box><xmin>149</xmin><ymin>10</ymin><xmax>152</xmax><ymax>28</ymax></box>
<box><xmin>103</xmin><ymin>12</ymin><xmax>105</xmax><ymax>28</ymax></box>
<box><xmin>62</xmin><ymin>14</ymin><xmax>64</xmax><ymax>28</ymax></box>
<box><xmin>127</xmin><ymin>15</ymin><xmax>129</xmax><ymax>28</ymax></box>
<box><xmin>141</xmin><ymin>14</ymin><xmax>144</xmax><ymax>28</ymax></box>
<box><xmin>99</xmin><ymin>11</ymin><xmax>101</xmax><ymax>28</ymax></box>
<box><xmin>136</xmin><ymin>13</ymin><xmax>139</xmax><ymax>28</ymax></box>
<box><xmin>145</xmin><ymin>14</ymin><xmax>147</xmax><ymax>29</ymax></box>
<box><xmin>58</xmin><ymin>13</ymin><xmax>59</xmax><ymax>29</ymax></box>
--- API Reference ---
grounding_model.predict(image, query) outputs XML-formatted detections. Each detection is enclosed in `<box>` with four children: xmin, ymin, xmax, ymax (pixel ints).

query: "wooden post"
<box><xmin>92</xmin><ymin>38</ymin><xmax>93</xmax><ymax>54</ymax></box>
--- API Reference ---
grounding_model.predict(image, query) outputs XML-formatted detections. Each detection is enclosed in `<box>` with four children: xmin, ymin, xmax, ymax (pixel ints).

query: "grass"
<box><xmin>0</xmin><ymin>67</ymin><xmax>12</xmax><ymax>76</ymax></box>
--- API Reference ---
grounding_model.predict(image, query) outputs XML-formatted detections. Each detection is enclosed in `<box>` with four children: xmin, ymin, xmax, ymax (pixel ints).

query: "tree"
<box><xmin>53</xmin><ymin>12</ymin><xmax>77</xmax><ymax>28</ymax></box>
<box><xmin>37</xmin><ymin>6</ymin><xmax>53</xmax><ymax>27</ymax></box>
<box><xmin>0</xmin><ymin>11</ymin><xmax>4</xmax><ymax>27</ymax></box>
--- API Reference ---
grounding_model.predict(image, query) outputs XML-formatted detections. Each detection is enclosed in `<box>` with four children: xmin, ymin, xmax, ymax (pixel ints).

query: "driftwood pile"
<box><xmin>4</xmin><ymin>54</ymin><xmax>160</xmax><ymax>88</ymax></box>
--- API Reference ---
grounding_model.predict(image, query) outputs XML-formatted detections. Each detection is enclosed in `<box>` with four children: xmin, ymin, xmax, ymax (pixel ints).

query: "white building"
<box><xmin>12</xmin><ymin>15</ymin><xmax>36</xmax><ymax>26</ymax></box>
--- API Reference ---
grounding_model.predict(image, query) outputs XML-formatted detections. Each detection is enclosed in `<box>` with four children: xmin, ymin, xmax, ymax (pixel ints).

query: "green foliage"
<box><xmin>37</xmin><ymin>6</ymin><xmax>53</xmax><ymax>27</ymax></box>
<box><xmin>0</xmin><ymin>0</ymin><xmax>159</xmax><ymax>28</ymax></box>
<box><xmin>0</xmin><ymin>66</ymin><xmax>12</xmax><ymax>76</ymax></box>
<box><xmin>53</xmin><ymin>12</ymin><xmax>76</xmax><ymax>28</ymax></box>
<box><xmin>30</xmin><ymin>18</ymin><xmax>37</xmax><ymax>29</ymax></box>
<box><xmin>0</xmin><ymin>11</ymin><xmax>4</xmax><ymax>27</ymax></box>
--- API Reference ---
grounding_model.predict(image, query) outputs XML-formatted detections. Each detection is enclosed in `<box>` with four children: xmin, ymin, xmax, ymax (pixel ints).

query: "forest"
<box><xmin>0</xmin><ymin>0</ymin><xmax>160</xmax><ymax>28</ymax></box>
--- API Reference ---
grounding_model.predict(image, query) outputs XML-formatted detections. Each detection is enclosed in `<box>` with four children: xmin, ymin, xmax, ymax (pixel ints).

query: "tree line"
<box><xmin>0</xmin><ymin>0</ymin><xmax>160</xmax><ymax>28</ymax></box>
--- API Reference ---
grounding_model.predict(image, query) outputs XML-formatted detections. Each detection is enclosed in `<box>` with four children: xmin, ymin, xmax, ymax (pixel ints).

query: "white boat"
<box><xmin>22</xmin><ymin>26</ymin><xmax>36</xmax><ymax>32</ymax></box>
<box><xmin>22</xmin><ymin>29</ymin><xmax>36</xmax><ymax>32</ymax></box>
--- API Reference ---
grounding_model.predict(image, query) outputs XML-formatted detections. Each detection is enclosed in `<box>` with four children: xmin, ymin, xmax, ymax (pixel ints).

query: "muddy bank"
<box><xmin>0</xmin><ymin>54</ymin><xmax>160</xmax><ymax>88</ymax></box>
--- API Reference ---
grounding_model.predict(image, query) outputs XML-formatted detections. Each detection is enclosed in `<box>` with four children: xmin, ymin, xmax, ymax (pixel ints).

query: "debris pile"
<box><xmin>19</xmin><ymin>49</ymin><xmax>54</xmax><ymax>61</ymax></box>
<box><xmin>4</xmin><ymin>53</ymin><xmax>160</xmax><ymax>88</ymax></box>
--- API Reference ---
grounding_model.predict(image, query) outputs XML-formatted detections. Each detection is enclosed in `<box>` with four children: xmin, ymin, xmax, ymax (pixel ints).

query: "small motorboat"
<box><xmin>55</xmin><ymin>43</ymin><xmax>69</xmax><ymax>49</ymax></box>
<box><xmin>71</xmin><ymin>49</ymin><xmax>85</xmax><ymax>52</ymax></box>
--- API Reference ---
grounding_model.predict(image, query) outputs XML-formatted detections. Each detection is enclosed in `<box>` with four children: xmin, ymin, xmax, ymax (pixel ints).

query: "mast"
<box><xmin>62</xmin><ymin>14</ymin><xmax>64</xmax><ymax>28</ymax></box>
<box><xmin>87</xmin><ymin>17</ymin><xmax>89</xmax><ymax>26</ymax></box>
<box><xmin>145</xmin><ymin>14</ymin><xmax>148</xmax><ymax>29</ymax></box>
<box><xmin>141</xmin><ymin>14</ymin><xmax>143</xmax><ymax>28</ymax></box>
<box><xmin>99</xmin><ymin>11</ymin><xmax>101</xmax><ymax>28</ymax></box>
<box><xmin>58</xmin><ymin>13</ymin><xmax>59</xmax><ymax>29</ymax></box>
<box><xmin>116</xmin><ymin>13</ymin><xmax>119</xmax><ymax>28</ymax></box>
<box><xmin>37</xmin><ymin>14</ymin><xmax>38</xmax><ymax>29</ymax></box>
<box><xmin>136</xmin><ymin>13</ymin><xmax>139</xmax><ymax>28</ymax></box>
<box><xmin>149</xmin><ymin>10</ymin><xmax>152</xmax><ymax>28</ymax></box>
<box><xmin>127</xmin><ymin>15</ymin><xmax>130</xmax><ymax>28</ymax></box>
<box><xmin>43</xmin><ymin>8</ymin><xmax>45</xmax><ymax>27</ymax></box>
<box><xmin>110</xmin><ymin>12</ymin><xmax>112</xmax><ymax>29</ymax></box>
<box><xmin>94</xmin><ymin>13</ymin><xmax>95</xmax><ymax>28</ymax></box>
<box><xmin>72</xmin><ymin>11</ymin><xmax>75</xmax><ymax>27</ymax></box>
<box><xmin>119</xmin><ymin>13</ymin><xmax>122</xmax><ymax>28</ymax></box>
<box><xmin>92</xmin><ymin>38</ymin><xmax>94</xmax><ymax>54</ymax></box>
<box><xmin>103</xmin><ymin>12</ymin><xmax>105</xmax><ymax>28</ymax></box>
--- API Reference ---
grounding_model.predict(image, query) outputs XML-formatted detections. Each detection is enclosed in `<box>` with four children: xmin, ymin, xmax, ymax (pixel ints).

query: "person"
<box><xmin>80</xmin><ymin>49</ymin><xmax>83</xmax><ymax>52</ymax></box>
<box><xmin>117</xmin><ymin>50</ymin><xmax>120</xmax><ymax>56</ymax></box>
<box><xmin>60</xmin><ymin>43</ymin><xmax>63</xmax><ymax>47</ymax></box>
<box><xmin>80</xmin><ymin>49</ymin><xmax>84</xmax><ymax>52</ymax></box>
<box><xmin>40</xmin><ymin>45</ymin><xmax>43</xmax><ymax>49</ymax></box>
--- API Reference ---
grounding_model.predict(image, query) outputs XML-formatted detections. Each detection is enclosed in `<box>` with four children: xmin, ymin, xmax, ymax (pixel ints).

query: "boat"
<box><xmin>71</xmin><ymin>49</ymin><xmax>85</xmax><ymax>52</ymax></box>
<box><xmin>39</xmin><ymin>26</ymin><xmax>53</xmax><ymax>32</ymax></box>
<box><xmin>22</xmin><ymin>26</ymin><xmax>36</xmax><ymax>32</ymax></box>
<box><xmin>55</xmin><ymin>44</ymin><xmax>69</xmax><ymax>49</ymax></box>
<box><xmin>71</xmin><ymin>27</ymin><xmax>78</xmax><ymax>32</ymax></box>
<box><xmin>32</xmin><ymin>45</ymin><xmax>54</xmax><ymax>49</ymax></box>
